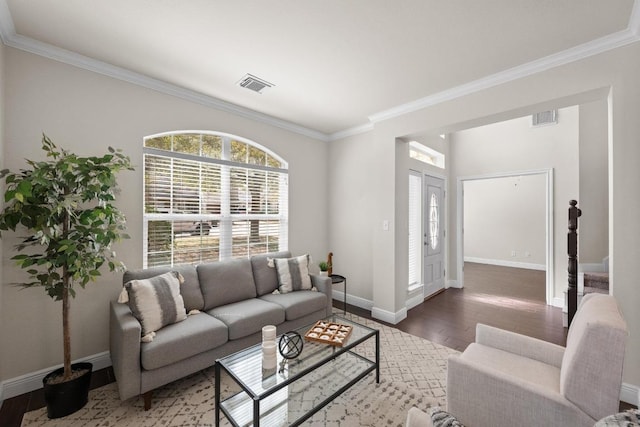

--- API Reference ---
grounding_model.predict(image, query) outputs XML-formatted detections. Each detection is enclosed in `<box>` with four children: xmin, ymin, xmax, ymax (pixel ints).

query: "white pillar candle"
<box><xmin>262</xmin><ymin>325</ymin><xmax>276</xmax><ymax>343</ymax></box>
<box><xmin>262</xmin><ymin>341</ymin><xmax>277</xmax><ymax>370</ymax></box>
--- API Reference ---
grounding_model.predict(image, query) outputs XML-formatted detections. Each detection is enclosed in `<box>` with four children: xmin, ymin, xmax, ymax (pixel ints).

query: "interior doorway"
<box><xmin>456</xmin><ymin>169</ymin><xmax>554</xmax><ymax>305</ymax></box>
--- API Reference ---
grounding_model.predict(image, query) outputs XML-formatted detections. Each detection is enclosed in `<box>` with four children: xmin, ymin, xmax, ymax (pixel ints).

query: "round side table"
<box><xmin>330</xmin><ymin>274</ymin><xmax>347</xmax><ymax>314</ymax></box>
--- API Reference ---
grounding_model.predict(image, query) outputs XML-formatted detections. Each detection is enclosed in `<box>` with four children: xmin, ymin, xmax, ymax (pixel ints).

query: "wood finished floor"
<box><xmin>0</xmin><ymin>263</ymin><xmax>628</xmax><ymax>426</ymax></box>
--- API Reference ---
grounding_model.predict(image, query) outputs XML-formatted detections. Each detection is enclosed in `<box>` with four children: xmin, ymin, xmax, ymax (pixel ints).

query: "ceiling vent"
<box><xmin>532</xmin><ymin>109</ymin><xmax>558</xmax><ymax>127</ymax></box>
<box><xmin>237</xmin><ymin>74</ymin><xmax>274</xmax><ymax>94</ymax></box>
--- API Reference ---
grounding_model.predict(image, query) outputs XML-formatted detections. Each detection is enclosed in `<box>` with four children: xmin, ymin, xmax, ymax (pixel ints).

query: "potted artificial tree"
<box><xmin>0</xmin><ymin>134</ymin><xmax>133</xmax><ymax>418</ymax></box>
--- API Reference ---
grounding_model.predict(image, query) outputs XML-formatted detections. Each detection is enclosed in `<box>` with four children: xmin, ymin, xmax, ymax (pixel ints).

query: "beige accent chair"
<box><xmin>407</xmin><ymin>294</ymin><xmax>628</xmax><ymax>427</ymax></box>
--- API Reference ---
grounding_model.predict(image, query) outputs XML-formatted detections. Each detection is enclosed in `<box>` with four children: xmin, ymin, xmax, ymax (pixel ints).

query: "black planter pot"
<box><xmin>42</xmin><ymin>362</ymin><xmax>92</xmax><ymax>419</ymax></box>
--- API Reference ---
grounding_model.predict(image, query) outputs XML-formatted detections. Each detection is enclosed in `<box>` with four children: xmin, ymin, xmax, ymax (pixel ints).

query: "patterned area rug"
<box><xmin>21</xmin><ymin>313</ymin><xmax>458</xmax><ymax>426</ymax></box>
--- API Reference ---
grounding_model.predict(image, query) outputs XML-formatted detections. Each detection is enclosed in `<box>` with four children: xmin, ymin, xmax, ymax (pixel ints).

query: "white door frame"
<box><xmin>456</xmin><ymin>168</ymin><xmax>554</xmax><ymax>305</ymax></box>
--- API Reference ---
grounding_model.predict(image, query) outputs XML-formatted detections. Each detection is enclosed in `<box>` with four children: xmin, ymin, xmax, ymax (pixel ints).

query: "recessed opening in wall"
<box><xmin>409</xmin><ymin>141</ymin><xmax>445</xmax><ymax>168</ymax></box>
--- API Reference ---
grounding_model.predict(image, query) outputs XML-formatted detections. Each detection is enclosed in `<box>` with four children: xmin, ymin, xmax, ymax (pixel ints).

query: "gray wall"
<box><xmin>1</xmin><ymin>29</ymin><xmax>639</xmax><ymax>398</ymax></box>
<box><xmin>578</xmin><ymin>98</ymin><xmax>609</xmax><ymax>265</ymax></box>
<box><xmin>464</xmin><ymin>174</ymin><xmax>546</xmax><ymax>268</ymax></box>
<box><xmin>454</xmin><ymin>106</ymin><xmax>580</xmax><ymax>283</ymax></box>
<box><xmin>331</xmin><ymin>42</ymin><xmax>640</xmax><ymax>388</ymax></box>
<box><xmin>1</xmin><ymin>47</ymin><xmax>329</xmax><ymax>380</ymax></box>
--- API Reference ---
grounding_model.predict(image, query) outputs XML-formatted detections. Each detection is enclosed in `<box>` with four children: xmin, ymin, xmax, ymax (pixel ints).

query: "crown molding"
<box><xmin>0</xmin><ymin>0</ymin><xmax>13</xmax><ymax>44</ymax></box>
<box><xmin>1</xmin><ymin>0</ymin><xmax>639</xmax><ymax>143</ymax></box>
<box><xmin>368</xmin><ymin>26</ymin><xmax>640</xmax><ymax>125</ymax></box>
<box><xmin>631</xmin><ymin>0</ymin><xmax>640</xmax><ymax>37</ymax></box>
<box><xmin>0</xmin><ymin>1</ymin><xmax>330</xmax><ymax>142</ymax></box>
<box><xmin>329</xmin><ymin>122</ymin><xmax>375</xmax><ymax>141</ymax></box>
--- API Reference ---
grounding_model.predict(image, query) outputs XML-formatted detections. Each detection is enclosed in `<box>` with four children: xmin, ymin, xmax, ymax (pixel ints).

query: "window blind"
<box><xmin>143</xmin><ymin>132</ymin><xmax>288</xmax><ymax>268</ymax></box>
<box><xmin>408</xmin><ymin>172</ymin><xmax>422</xmax><ymax>287</ymax></box>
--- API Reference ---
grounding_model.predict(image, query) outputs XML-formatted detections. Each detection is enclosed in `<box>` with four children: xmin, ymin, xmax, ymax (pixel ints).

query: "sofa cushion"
<box><xmin>123</xmin><ymin>264</ymin><xmax>204</xmax><ymax>312</ymax></box>
<box><xmin>124</xmin><ymin>271</ymin><xmax>187</xmax><ymax>337</ymax></box>
<box><xmin>198</xmin><ymin>258</ymin><xmax>257</xmax><ymax>310</ymax></box>
<box><xmin>251</xmin><ymin>251</ymin><xmax>291</xmax><ymax>296</ymax></box>
<box><xmin>259</xmin><ymin>291</ymin><xmax>327</xmax><ymax>321</ymax></box>
<box><xmin>141</xmin><ymin>312</ymin><xmax>228</xmax><ymax>370</ymax></box>
<box><xmin>273</xmin><ymin>254</ymin><xmax>312</xmax><ymax>294</ymax></box>
<box><xmin>207</xmin><ymin>299</ymin><xmax>285</xmax><ymax>340</ymax></box>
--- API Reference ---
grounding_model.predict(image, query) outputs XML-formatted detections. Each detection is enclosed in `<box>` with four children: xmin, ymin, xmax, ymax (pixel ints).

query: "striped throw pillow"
<box><xmin>125</xmin><ymin>271</ymin><xmax>187</xmax><ymax>337</ymax></box>
<box><xmin>273</xmin><ymin>254</ymin><xmax>312</xmax><ymax>294</ymax></box>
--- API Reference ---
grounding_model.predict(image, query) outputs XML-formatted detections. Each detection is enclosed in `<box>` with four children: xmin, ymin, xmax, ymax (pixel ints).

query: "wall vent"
<box><xmin>237</xmin><ymin>74</ymin><xmax>274</xmax><ymax>94</ymax></box>
<box><xmin>532</xmin><ymin>109</ymin><xmax>558</xmax><ymax>127</ymax></box>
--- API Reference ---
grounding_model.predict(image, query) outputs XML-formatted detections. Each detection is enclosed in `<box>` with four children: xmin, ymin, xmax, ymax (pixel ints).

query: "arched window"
<box><xmin>143</xmin><ymin>131</ymin><xmax>288</xmax><ymax>267</ymax></box>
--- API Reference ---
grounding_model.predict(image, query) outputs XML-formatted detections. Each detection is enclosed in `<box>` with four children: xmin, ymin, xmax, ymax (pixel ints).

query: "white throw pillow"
<box><xmin>124</xmin><ymin>271</ymin><xmax>187</xmax><ymax>338</ymax></box>
<box><xmin>273</xmin><ymin>254</ymin><xmax>312</xmax><ymax>294</ymax></box>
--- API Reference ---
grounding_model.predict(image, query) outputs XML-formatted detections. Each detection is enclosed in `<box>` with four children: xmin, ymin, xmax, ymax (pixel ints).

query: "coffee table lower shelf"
<box><xmin>219</xmin><ymin>352</ymin><xmax>376</xmax><ymax>427</ymax></box>
<box><xmin>215</xmin><ymin>315</ymin><xmax>380</xmax><ymax>427</ymax></box>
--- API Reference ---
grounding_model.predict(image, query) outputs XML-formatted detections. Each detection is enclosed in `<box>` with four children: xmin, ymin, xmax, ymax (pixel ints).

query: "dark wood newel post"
<box><xmin>567</xmin><ymin>200</ymin><xmax>582</xmax><ymax>326</ymax></box>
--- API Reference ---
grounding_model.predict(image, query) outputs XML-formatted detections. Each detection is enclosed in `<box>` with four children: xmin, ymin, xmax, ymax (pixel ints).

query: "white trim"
<box><xmin>332</xmin><ymin>290</ymin><xmax>374</xmax><ymax>312</ymax></box>
<box><xmin>579</xmin><ymin>263</ymin><xmax>607</xmax><ymax>273</ymax></box>
<box><xmin>371</xmin><ymin>306</ymin><xmax>407</xmax><ymax>325</ymax></box>
<box><xmin>329</xmin><ymin>122</ymin><xmax>375</xmax><ymax>141</ymax></box>
<box><xmin>1</xmin><ymin>0</ymin><xmax>639</xmax><ymax>142</ymax></box>
<box><xmin>446</xmin><ymin>279</ymin><xmax>461</xmax><ymax>289</ymax></box>
<box><xmin>464</xmin><ymin>256</ymin><xmax>546</xmax><ymax>271</ymax></box>
<box><xmin>0</xmin><ymin>10</ymin><xmax>328</xmax><ymax>142</ymax></box>
<box><xmin>621</xmin><ymin>382</ymin><xmax>640</xmax><ymax>406</ymax></box>
<box><xmin>0</xmin><ymin>352</ymin><xmax>112</xmax><ymax>400</ymax></box>
<box><xmin>552</xmin><ymin>296</ymin><xmax>565</xmax><ymax>309</ymax></box>
<box><xmin>457</xmin><ymin>169</ymin><xmax>554</xmax><ymax>305</ymax></box>
<box><xmin>406</xmin><ymin>293</ymin><xmax>425</xmax><ymax>311</ymax></box>
<box><xmin>368</xmin><ymin>28</ymin><xmax>640</xmax><ymax>125</ymax></box>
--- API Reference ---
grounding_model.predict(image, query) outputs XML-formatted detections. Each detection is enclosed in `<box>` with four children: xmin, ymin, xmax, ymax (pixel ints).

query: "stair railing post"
<box><xmin>568</xmin><ymin>200</ymin><xmax>582</xmax><ymax>326</ymax></box>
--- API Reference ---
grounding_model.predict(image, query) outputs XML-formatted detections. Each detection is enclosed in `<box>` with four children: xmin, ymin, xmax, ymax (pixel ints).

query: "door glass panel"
<box><xmin>429</xmin><ymin>192</ymin><xmax>439</xmax><ymax>250</ymax></box>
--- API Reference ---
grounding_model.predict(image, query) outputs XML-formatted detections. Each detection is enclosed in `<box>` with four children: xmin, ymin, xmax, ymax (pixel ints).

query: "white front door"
<box><xmin>424</xmin><ymin>175</ymin><xmax>445</xmax><ymax>298</ymax></box>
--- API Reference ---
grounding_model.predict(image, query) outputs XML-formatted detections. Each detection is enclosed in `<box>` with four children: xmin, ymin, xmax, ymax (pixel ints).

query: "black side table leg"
<box><xmin>343</xmin><ymin>278</ymin><xmax>347</xmax><ymax>315</ymax></box>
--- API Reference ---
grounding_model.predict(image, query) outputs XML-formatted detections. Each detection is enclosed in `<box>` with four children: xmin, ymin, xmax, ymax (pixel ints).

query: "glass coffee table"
<box><xmin>215</xmin><ymin>314</ymin><xmax>380</xmax><ymax>426</ymax></box>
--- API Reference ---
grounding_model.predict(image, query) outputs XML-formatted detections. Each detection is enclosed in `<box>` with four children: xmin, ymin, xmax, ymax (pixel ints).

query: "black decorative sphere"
<box><xmin>278</xmin><ymin>331</ymin><xmax>304</xmax><ymax>359</ymax></box>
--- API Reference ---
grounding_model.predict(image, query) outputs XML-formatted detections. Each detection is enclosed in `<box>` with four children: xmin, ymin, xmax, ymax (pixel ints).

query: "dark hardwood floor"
<box><xmin>0</xmin><ymin>263</ymin><xmax>629</xmax><ymax>425</ymax></box>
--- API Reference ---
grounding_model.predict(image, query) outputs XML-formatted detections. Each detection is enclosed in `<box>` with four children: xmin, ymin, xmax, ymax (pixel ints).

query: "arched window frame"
<box><xmin>143</xmin><ymin>131</ymin><xmax>288</xmax><ymax>268</ymax></box>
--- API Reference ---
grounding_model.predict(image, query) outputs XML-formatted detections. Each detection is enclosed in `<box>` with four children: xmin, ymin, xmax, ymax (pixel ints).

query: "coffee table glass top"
<box><xmin>218</xmin><ymin>314</ymin><xmax>377</xmax><ymax>398</ymax></box>
<box><xmin>216</xmin><ymin>314</ymin><xmax>379</xmax><ymax>426</ymax></box>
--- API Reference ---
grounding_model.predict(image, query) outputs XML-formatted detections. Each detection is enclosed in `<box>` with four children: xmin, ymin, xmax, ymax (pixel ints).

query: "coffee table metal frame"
<box><xmin>215</xmin><ymin>314</ymin><xmax>379</xmax><ymax>427</ymax></box>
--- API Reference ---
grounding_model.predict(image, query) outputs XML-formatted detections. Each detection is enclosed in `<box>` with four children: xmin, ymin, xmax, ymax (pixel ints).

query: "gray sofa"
<box><xmin>109</xmin><ymin>251</ymin><xmax>332</xmax><ymax>409</ymax></box>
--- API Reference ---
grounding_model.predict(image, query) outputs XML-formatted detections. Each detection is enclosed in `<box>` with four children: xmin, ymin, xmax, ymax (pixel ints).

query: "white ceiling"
<box><xmin>1</xmin><ymin>1</ymin><xmax>639</xmax><ymax>140</ymax></box>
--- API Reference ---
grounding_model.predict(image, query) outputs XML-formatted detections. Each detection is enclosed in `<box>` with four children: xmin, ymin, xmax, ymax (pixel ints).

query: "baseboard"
<box><xmin>0</xmin><ymin>351</ymin><xmax>112</xmax><ymax>400</ymax></box>
<box><xmin>371</xmin><ymin>306</ymin><xmax>407</xmax><ymax>325</ymax></box>
<box><xmin>552</xmin><ymin>296</ymin><xmax>565</xmax><ymax>309</ymax></box>
<box><xmin>406</xmin><ymin>293</ymin><xmax>424</xmax><ymax>311</ymax></box>
<box><xmin>464</xmin><ymin>257</ymin><xmax>545</xmax><ymax>271</ymax></box>
<box><xmin>446</xmin><ymin>279</ymin><xmax>461</xmax><ymax>289</ymax></box>
<box><xmin>579</xmin><ymin>263</ymin><xmax>606</xmax><ymax>273</ymax></box>
<box><xmin>333</xmin><ymin>291</ymin><xmax>373</xmax><ymax>311</ymax></box>
<box><xmin>621</xmin><ymin>382</ymin><xmax>639</xmax><ymax>406</ymax></box>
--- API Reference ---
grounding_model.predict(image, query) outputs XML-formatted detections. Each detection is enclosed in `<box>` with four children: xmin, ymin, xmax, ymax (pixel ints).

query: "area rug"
<box><xmin>21</xmin><ymin>313</ymin><xmax>458</xmax><ymax>426</ymax></box>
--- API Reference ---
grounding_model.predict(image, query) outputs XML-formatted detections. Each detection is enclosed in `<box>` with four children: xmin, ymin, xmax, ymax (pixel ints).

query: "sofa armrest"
<box><xmin>447</xmin><ymin>354</ymin><xmax>594</xmax><ymax>427</ymax></box>
<box><xmin>475</xmin><ymin>323</ymin><xmax>565</xmax><ymax>367</ymax></box>
<box><xmin>310</xmin><ymin>274</ymin><xmax>333</xmax><ymax>316</ymax></box>
<box><xmin>109</xmin><ymin>300</ymin><xmax>142</xmax><ymax>401</ymax></box>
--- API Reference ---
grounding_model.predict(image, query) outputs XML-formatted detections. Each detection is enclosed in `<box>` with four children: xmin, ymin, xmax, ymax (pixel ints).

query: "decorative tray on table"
<box><xmin>304</xmin><ymin>320</ymin><xmax>353</xmax><ymax>347</ymax></box>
